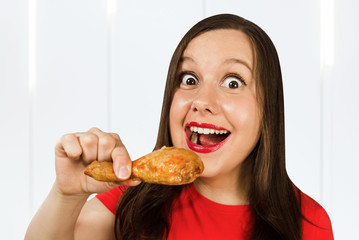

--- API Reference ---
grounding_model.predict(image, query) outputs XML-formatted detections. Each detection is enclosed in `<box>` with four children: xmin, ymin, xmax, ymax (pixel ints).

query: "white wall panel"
<box><xmin>1</xmin><ymin>0</ymin><xmax>358</xmax><ymax>238</ymax></box>
<box><xmin>0</xmin><ymin>0</ymin><xmax>31</xmax><ymax>238</ymax></box>
<box><xmin>330</xmin><ymin>0</ymin><xmax>359</xmax><ymax>238</ymax></box>
<box><xmin>33</xmin><ymin>0</ymin><xmax>108</xmax><ymax>210</ymax></box>
<box><xmin>110</xmin><ymin>0</ymin><xmax>204</xmax><ymax>160</ymax></box>
<box><xmin>206</xmin><ymin>0</ymin><xmax>322</xmax><ymax>203</ymax></box>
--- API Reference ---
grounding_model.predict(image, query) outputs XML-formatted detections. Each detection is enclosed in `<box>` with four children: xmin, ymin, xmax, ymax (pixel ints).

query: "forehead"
<box><xmin>182</xmin><ymin>29</ymin><xmax>254</xmax><ymax>71</ymax></box>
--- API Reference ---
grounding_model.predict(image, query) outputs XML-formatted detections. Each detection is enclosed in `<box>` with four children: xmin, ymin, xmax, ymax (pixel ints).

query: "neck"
<box><xmin>193</xmin><ymin>169</ymin><xmax>250</xmax><ymax>206</ymax></box>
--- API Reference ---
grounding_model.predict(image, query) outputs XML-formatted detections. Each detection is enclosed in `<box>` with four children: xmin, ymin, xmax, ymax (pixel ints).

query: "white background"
<box><xmin>1</xmin><ymin>0</ymin><xmax>358</xmax><ymax>239</ymax></box>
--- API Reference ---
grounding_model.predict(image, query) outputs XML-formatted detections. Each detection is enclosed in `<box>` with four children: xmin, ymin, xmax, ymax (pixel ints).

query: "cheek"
<box><xmin>169</xmin><ymin>92</ymin><xmax>183</xmax><ymax>125</ymax></box>
<box><xmin>170</xmin><ymin>91</ymin><xmax>192</xmax><ymax>119</ymax></box>
<box><xmin>169</xmin><ymin>91</ymin><xmax>192</xmax><ymax>142</ymax></box>
<box><xmin>223</xmin><ymin>96</ymin><xmax>261</xmax><ymax>132</ymax></box>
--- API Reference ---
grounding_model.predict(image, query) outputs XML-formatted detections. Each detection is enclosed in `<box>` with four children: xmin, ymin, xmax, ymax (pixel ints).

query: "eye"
<box><xmin>180</xmin><ymin>73</ymin><xmax>198</xmax><ymax>86</ymax></box>
<box><xmin>221</xmin><ymin>75</ymin><xmax>246</xmax><ymax>89</ymax></box>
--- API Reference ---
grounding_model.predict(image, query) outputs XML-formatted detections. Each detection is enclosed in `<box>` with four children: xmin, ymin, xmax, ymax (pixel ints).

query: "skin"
<box><xmin>25</xmin><ymin>29</ymin><xmax>261</xmax><ymax>239</ymax></box>
<box><xmin>170</xmin><ymin>29</ymin><xmax>261</xmax><ymax>205</ymax></box>
<box><xmin>25</xmin><ymin>128</ymin><xmax>139</xmax><ymax>240</ymax></box>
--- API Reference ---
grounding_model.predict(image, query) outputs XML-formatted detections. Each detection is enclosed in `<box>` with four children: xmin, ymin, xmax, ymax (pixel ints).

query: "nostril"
<box><xmin>192</xmin><ymin>106</ymin><xmax>214</xmax><ymax>114</ymax></box>
<box><xmin>191</xmin><ymin>101</ymin><xmax>216</xmax><ymax>114</ymax></box>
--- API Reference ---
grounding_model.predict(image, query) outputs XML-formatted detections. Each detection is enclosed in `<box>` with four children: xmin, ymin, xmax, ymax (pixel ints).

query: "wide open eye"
<box><xmin>180</xmin><ymin>73</ymin><xmax>199</xmax><ymax>86</ymax></box>
<box><xmin>221</xmin><ymin>75</ymin><xmax>246</xmax><ymax>89</ymax></box>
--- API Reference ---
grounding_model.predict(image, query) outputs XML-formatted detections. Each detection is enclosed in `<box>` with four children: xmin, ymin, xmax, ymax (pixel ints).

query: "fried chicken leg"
<box><xmin>84</xmin><ymin>147</ymin><xmax>204</xmax><ymax>185</ymax></box>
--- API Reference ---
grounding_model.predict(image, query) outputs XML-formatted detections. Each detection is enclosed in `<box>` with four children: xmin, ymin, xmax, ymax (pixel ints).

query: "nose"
<box><xmin>191</xmin><ymin>84</ymin><xmax>219</xmax><ymax>115</ymax></box>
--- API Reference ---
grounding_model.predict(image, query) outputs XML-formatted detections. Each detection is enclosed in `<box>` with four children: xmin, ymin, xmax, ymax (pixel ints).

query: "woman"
<box><xmin>25</xmin><ymin>14</ymin><xmax>333</xmax><ymax>240</ymax></box>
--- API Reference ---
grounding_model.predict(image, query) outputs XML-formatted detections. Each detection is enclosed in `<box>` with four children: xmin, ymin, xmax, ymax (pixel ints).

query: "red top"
<box><xmin>96</xmin><ymin>184</ymin><xmax>334</xmax><ymax>239</ymax></box>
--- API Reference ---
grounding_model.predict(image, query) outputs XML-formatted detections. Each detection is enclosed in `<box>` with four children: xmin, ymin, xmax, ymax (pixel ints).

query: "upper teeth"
<box><xmin>190</xmin><ymin>126</ymin><xmax>228</xmax><ymax>135</ymax></box>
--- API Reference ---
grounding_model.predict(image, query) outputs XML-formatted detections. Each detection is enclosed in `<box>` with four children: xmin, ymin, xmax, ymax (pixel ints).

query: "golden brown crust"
<box><xmin>84</xmin><ymin>147</ymin><xmax>204</xmax><ymax>185</ymax></box>
<box><xmin>84</xmin><ymin>161</ymin><xmax>119</xmax><ymax>182</ymax></box>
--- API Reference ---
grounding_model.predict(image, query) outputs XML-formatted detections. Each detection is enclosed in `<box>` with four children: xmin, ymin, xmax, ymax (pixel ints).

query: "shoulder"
<box><xmin>74</xmin><ymin>196</ymin><xmax>117</xmax><ymax>240</ymax></box>
<box><xmin>300</xmin><ymin>191</ymin><xmax>334</xmax><ymax>240</ymax></box>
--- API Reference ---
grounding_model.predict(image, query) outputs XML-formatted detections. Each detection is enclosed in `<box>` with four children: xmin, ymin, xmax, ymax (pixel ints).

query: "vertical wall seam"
<box><xmin>106</xmin><ymin>0</ymin><xmax>118</xmax><ymax>132</ymax></box>
<box><xmin>106</xmin><ymin>1</ymin><xmax>111</xmax><ymax>131</ymax></box>
<box><xmin>319</xmin><ymin>0</ymin><xmax>325</xmax><ymax>206</ymax></box>
<box><xmin>107</xmin><ymin>12</ymin><xmax>112</xmax><ymax>131</ymax></box>
<box><xmin>202</xmin><ymin>0</ymin><xmax>207</xmax><ymax>18</ymax></box>
<box><xmin>319</xmin><ymin>0</ymin><xmax>335</xmax><ymax>212</ymax></box>
<box><xmin>28</xmin><ymin>0</ymin><xmax>37</xmax><ymax>217</ymax></box>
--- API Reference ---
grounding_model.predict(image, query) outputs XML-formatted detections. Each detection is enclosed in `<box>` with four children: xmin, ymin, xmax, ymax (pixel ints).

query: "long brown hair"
<box><xmin>115</xmin><ymin>14</ymin><xmax>303</xmax><ymax>240</ymax></box>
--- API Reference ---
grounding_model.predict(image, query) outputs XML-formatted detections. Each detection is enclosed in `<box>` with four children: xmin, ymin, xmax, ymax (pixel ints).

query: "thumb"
<box><xmin>111</xmin><ymin>145</ymin><xmax>132</xmax><ymax>180</ymax></box>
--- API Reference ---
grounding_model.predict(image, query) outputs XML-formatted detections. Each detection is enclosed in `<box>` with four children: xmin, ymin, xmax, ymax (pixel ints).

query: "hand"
<box><xmin>54</xmin><ymin>127</ymin><xmax>140</xmax><ymax>196</ymax></box>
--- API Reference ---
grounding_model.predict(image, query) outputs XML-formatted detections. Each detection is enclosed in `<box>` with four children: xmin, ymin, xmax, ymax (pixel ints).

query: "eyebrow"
<box><xmin>180</xmin><ymin>56</ymin><xmax>253</xmax><ymax>72</ymax></box>
<box><xmin>180</xmin><ymin>56</ymin><xmax>195</xmax><ymax>63</ymax></box>
<box><xmin>224</xmin><ymin>58</ymin><xmax>253</xmax><ymax>72</ymax></box>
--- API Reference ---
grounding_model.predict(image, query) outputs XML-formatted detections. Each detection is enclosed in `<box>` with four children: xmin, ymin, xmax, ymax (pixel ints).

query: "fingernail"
<box><xmin>118</xmin><ymin>166</ymin><xmax>130</xmax><ymax>179</ymax></box>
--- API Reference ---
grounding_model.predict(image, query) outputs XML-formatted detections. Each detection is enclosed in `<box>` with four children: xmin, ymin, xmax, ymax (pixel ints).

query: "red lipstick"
<box><xmin>185</xmin><ymin>122</ymin><xmax>230</xmax><ymax>154</ymax></box>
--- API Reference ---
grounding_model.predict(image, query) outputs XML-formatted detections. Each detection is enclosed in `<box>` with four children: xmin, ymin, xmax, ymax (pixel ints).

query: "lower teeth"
<box><xmin>190</xmin><ymin>132</ymin><xmax>199</xmax><ymax>144</ymax></box>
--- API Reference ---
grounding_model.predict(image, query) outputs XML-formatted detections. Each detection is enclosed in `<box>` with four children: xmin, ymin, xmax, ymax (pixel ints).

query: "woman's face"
<box><xmin>169</xmin><ymin>29</ymin><xmax>261</xmax><ymax>181</ymax></box>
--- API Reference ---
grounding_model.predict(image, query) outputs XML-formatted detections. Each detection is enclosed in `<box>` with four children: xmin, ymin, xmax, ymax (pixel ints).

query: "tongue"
<box><xmin>199</xmin><ymin>134</ymin><xmax>227</xmax><ymax>146</ymax></box>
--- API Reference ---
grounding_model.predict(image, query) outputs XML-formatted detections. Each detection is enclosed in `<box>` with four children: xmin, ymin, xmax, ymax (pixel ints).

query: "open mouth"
<box><xmin>185</xmin><ymin>122</ymin><xmax>231</xmax><ymax>153</ymax></box>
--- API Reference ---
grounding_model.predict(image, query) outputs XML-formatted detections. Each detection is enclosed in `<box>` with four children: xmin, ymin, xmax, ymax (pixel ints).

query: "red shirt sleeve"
<box><xmin>96</xmin><ymin>186</ymin><xmax>127</xmax><ymax>215</ymax></box>
<box><xmin>301</xmin><ymin>192</ymin><xmax>334</xmax><ymax>239</ymax></box>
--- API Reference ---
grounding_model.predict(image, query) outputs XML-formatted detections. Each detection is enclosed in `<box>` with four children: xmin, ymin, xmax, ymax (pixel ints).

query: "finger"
<box><xmin>97</xmin><ymin>133</ymin><xmax>117</xmax><ymax>162</ymax></box>
<box><xmin>112</xmin><ymin>145</ymin><xmax>132</xmax><ymax>180</ymax></box>
<box><xmin>88</xmin><ymin>127</ymin><xmax>103</xmax><ymax>134</ymax></box>
<box><xmin>56</xmin><ymin>133</ymin><xmax>82</xmax><ymax>160</ymax></box>
<box><xmin>120</xmin><ymin>179</ymin><xmax>142</xmax><ymax>187</ymax></box>
<box><xmin>89</xmin><ymin>179</ymin><xmax>141</xmax><ymax>194</ymax></box>
<box><xmin>110</xmin><ymin>132</ymin><xmax>121</xmax><ymax>141</ymax></box>
<box><xmin>79</xmin><ymin>133</ymin><xmax>98</xmax><ymax>163</ymax></box>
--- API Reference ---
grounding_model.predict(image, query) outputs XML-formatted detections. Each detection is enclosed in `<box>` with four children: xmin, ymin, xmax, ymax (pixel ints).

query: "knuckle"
<box><xmin>111</xmin><ymin>133</ymin><xmax>121</xmax><ymax>141</ymax></box>
<box><xmin>99</xmin><ymin>134</ymin><xmax>116</xmax><ymax>148</ymax></box>
<box><xmin>81</xmin><ymin>133</ymin><xmax>98</xmax><ymax>147</ymax></box>
<box><xmin>67</xmin><ymin>149</ymin><xmax>82</xmax><ymax>159</ymax></box>
<box><xmin>61</xmin><ymin>133</ymin><xmax>76</xmax><ymax>143</ymax></box>
<box><xmin>88</xmin><ymin>127</ymin><xmax>101</xmax><ymax>133</ymax></box>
